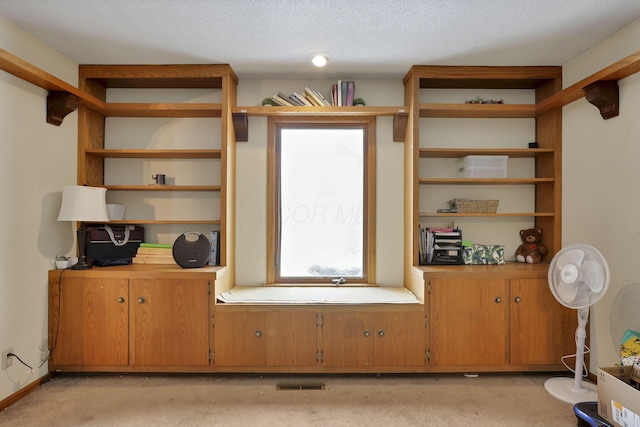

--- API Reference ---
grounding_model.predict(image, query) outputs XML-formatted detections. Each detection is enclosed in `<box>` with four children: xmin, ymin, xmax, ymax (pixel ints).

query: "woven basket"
<box><xmin>450</xmin><ymin>199</ymin><xmax>499</xmax><ymax>213</ymax></box>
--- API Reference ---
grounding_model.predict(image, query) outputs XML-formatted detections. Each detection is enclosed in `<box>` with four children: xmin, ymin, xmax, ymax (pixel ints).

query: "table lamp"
<box><xmin>57</xmin><ymin>185</ymin><xmax>109</xmax><ymax>269</ymax></box>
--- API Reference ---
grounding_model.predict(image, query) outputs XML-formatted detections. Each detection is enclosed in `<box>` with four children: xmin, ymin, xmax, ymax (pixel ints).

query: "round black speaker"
<box><xmin>172</xmin><ymin>232</ymin><xmax>211</xmax><ymax>268</ymax></box>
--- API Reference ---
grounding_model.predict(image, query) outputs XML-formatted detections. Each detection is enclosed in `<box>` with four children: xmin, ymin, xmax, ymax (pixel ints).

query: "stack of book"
<box><xmin>419</xmin><ymin>226</ymin><xmax>463</xmax><ymax>265</ymax></box>
<box><xmin>132</xmin><ymin>243</ymin><xmax>175</xmax><ymax>265</ymax></box>
<box><xmin>331</xmin><ymin>80</ymin><xmax>355</xmax><ymax>106</ymax></box>
<box><xmin>271</xmin><ymin>87</ymin><xmax>331</xmax><ymax>107</ymax></box>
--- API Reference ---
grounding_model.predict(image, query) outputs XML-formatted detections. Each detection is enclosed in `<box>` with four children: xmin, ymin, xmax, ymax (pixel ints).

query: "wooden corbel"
<box><xmin>583</xmin><ymin>81</ymin><xmax>619</xmax><ymax>120</ymax></box>
<box><xmin>232</xmin><ymin>112</ymin><xmax>249</xmax><ymax>142</ymax></box>
<box><xmin>46</xmin><ymin>90</ymin><xmax>80</xmax><ymax>126</ymax></box>
<box><xmin>393</xmin><ymin>111</ymin><xmax>409</xmax><ymax>142</ymax></box>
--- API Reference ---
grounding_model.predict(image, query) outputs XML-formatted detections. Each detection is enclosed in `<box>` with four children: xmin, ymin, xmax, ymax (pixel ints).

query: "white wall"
<box><xmin>562</xmin><ymin>18</ymin><xmax>640</xmax><ymax>371</ymax></box>
<box><xmin>235</xmin><ymin>79</ymin><xmax>405</xmax><ymax>286</ymax></box>
<box><xmin>0</xmin><ymin>16</ymin><xmax>77</xmax><ymax>400</ymax></box>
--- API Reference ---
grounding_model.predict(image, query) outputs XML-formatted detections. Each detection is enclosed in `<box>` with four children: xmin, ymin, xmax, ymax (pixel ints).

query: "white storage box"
<box><xmin>457</xmin><ymin>155</ymin><xmax>508</xmax><ymax>178</ymax></box>
<box><xmin>106</xmin><ymin>204</ymin><xmax>125</xmax><ymax>221</ymax></box>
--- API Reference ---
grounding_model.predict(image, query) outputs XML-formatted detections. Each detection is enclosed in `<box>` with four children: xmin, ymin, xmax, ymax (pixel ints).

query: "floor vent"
<box><xmin>276</xmin><ymin>383</ymin><xmax>325</xmax><ymax>391</ymax></box>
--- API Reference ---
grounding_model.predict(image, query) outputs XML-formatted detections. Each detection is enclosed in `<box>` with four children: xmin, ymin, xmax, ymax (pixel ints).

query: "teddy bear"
<box><xmin>515</xmin><ymin>228</ymin><xmax>548</xmax><ymax>264</ymax></box>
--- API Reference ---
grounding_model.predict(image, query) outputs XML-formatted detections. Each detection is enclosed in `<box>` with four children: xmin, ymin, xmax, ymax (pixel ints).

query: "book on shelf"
<box><xmin>132</xmin><ymin>255</ymin><xmax>176</xmax><ymax>265</ymax></box>
<box><xmin>208</xmin><ymin>230</ymin><xmax>219</xmax><ymax>266</ymax></box>
<box><xmin>304</xmin><ymin>87</ymin><xmax>330</xmax><ymax>106</ymax></box>
<box><xmin>331</xmin><ymin>80</ymin><xmax>355</xmax><ymax>106</ymax></box>
<box><xmin>136</xmin><ymin>246</ymin><xmax>173</xmax><ymax>255</ymax></box>
<box><xmin>292</xmin><ymin>92</ymin><xmax>313</xmax><ymax>106</ymax></box>
<box><xmin>346</xmin><ymin>81</ymin><xmax>355</xmax><ymax>106</ymax></box>
<box><xmin>271</xmin><ymin>93</ymin><xmax>295</xmax><ymax>106</ymax></box>
<box><xmin>341</xmin><ymin>80</ymin><xmax>348</xmax><ymax>106</ymax></box>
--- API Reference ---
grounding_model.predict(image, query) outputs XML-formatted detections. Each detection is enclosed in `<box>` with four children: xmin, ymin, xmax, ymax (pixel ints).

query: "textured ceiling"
<box><xmin>1</xmin><ymin>0</ymin><xmax>640</xmax><ymax>79</ymax></box>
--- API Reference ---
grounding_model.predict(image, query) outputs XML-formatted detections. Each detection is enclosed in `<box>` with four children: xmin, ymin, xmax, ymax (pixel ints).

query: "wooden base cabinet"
<box><xmin>421</xmin><ymin>264</ymin><xmax>577</xmax><ymax>371</ymax></box>
<box><xmin>129</xmin><ymin>278</ymin><xmax>210</xmax><ymax>367</ymax></box>
<box><xmin>49</xmin><ymin>276</ymin><xmax>129</xmax><ymax>367</ymax></box>
<box><xmin>429</xmin><ymin>278</ymin><xmax>508</xmax><ymax>367</ymax></box>
<box><xmin>213</xmin><ymin>309</ymin><xmax>319</xmax><ymax>368</ymax></box>
<box><xmin>322</xmin><ymin>310</ymin><xmax>426</xmax><ymax>369</ymax></box>
<box><xmin>48</xmin><ymin>266</ymin><xmax>220</xmax><ymax>372</ymax></box>
<box><xmin>509</xmin><ymin>278</ymin><xmax>576</xmax><ymax>366</ymax></box>
<box><xmin>212</xmin><ymin>307</ymin><xmax>426</xmax><ymax>372</ymax></box>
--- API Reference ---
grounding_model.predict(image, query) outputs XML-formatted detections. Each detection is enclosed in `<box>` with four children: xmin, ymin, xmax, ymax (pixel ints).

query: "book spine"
<box><xmin>272</xmin><ymin>94</ymin><xmax>294</xmax><ymax>106</ymax></box>
<box><xmin>304</xmin><ymin>87</ymin><xmax>324</xmax><ymax>106</ymax></box>
<box><xmin>347</xmin><ymin>81</ymin><xmax>355</xmax><ymax>106</ymax></box>
<box><xmin>292</xmin><ymin>92</ymin><xmax>313</xmax><ymax>106</ymax></box>
<box><xmin>337</xmin><ymin>80</ymin><xmax>342</xmax><ymax>106</ymax></box>
<box><xmin>209</xmin><ymin>230</ymin><xmax>218</xmax><ymax>266</ymax></box>
<box><xmin>341</xmin><ymin>81</ymin><xmax>348</xmax><ymax>106</ymax></box>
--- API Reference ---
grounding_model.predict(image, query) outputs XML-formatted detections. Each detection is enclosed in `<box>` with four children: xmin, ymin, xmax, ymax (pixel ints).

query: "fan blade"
<box><xmin>572</xmin><ymin>281</ymin><xmax>595</xmax><ymax>307</ymax></box>
<box><xmin>580</xmin><ymin>260</ymin><xmax>604</xmax><ymax>293</ymax></box>
<box><xmin>556</xmin><ymin>248</ymin><xmax>585</xmax><ymax>268</ymax></box>
<box><xmin>557</xmin><ymin>280</ymin><xmax>578</xmax><ymax>304</ymax></box>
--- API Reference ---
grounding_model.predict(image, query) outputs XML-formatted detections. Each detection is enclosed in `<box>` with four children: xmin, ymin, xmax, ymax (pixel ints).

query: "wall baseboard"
<box><xmin>0</xmin><ymin>373</ymin><xmax>53</xmax><ymax>411</ymax></box>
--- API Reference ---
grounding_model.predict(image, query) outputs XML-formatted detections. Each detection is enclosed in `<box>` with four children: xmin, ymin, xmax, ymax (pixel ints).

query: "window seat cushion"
<box><xmin>217</xmin><ymin>285</ymin><xmax>419</xmax><ymax>304</ymax></box>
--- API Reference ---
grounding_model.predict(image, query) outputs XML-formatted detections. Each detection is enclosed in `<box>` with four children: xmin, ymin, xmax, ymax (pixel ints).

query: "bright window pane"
<box><xmin>279</xmin><ymin>128</ymin><xmax>364</xmax><ymax>278</ymax></box>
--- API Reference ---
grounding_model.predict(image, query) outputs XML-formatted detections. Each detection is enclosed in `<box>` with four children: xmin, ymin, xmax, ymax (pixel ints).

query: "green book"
<box><xmin>139</xmin><ymin>243</ymin><xmax>173</xmax><ymax>248</ymax></box>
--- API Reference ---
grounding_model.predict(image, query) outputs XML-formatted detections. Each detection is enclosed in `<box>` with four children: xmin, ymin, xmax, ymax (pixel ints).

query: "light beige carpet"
<box><xmin>0</xmin><ymin>373</ymin><xmax>578</xmax><ymax>426</ymax></box>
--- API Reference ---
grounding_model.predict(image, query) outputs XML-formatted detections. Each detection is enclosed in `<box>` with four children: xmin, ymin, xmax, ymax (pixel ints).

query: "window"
<box><xmin>267</xmin><ymin>116</ymin><xmax>376</xmax><ymax>284</ymax></box>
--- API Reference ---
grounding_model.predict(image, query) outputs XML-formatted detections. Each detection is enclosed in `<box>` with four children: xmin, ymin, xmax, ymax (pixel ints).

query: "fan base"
<box><xmin>544</xmin><ymin>377</ymin><xmax>597</xmax><ymax>404</ymax></box>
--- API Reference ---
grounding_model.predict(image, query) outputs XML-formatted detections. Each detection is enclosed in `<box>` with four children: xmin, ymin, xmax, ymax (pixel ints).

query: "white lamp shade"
<box><xmin>57</xmin><ymin>185</ymin><xmax>109</xmax><ymax>222</ymax></box>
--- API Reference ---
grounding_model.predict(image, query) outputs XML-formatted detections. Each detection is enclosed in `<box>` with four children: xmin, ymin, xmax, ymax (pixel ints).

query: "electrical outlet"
<box><xmin>2</xmin><ymin>348</ymin><xmax>13</xmax><ymax>369</ymax></box>
<box><xmin>40</xmin><ymin>339</ymin><xmax>50</xmax><ymax>362</ymax></box>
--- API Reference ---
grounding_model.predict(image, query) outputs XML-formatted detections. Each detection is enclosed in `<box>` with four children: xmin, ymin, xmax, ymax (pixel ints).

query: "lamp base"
<box><xmin>71</xmin><ymin>261</ymin><xmax>92</xmax><ymax>270</ymax></box>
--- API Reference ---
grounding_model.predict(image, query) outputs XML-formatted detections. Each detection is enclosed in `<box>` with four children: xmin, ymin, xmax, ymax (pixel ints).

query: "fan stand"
<box><xmin>545</xmin><ymin>307</ymin><xmax>597</xmax><ymax>404</ymax></box>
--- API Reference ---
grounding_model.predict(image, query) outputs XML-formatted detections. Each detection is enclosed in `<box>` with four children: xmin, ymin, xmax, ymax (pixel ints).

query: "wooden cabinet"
<box><xmin>48</xmin><ymin>276</ymin><xmax>129</xmax><ymax>367</ymax></box>
<box><xmin>322</xmin><ymin>309</ymin><xmax>426</xmax><ymax>368</ymax></box>
<box><xmin>421</xmin><ymin>264</ymin><xmax>576</xmax><ymax>371</ymax></box>
<box><xmin>429</xmin><ymin>278</ymin><xmax>508</xmax><ymax>367</ymax></box>
<box><xmin>509</xmin><ymin>278</ymin><xmax>576</xmax><ymax>366</ymax></box>
<box><xmin>213</xmin><ymin>309</ymin><xmax>318</xmax><ymax>368</ymax></box>
<box><xmin>403</xmin><ymin>65</ymin><xmax>563</xmax><ymax>269</ymax></box>
<box><xmin>130</xmin><ymin>278</ymin><xmax>210</xmax><ymax>367</ymax></box>
<box><xmin>48</xmin><ymin>266</ymin><xmax>220</xmax><ymax>372</ymax></box>
<box><xmin>77</xmin><ymin>64</ymin><xmax>237</xmax><ymax>270</ymax></box>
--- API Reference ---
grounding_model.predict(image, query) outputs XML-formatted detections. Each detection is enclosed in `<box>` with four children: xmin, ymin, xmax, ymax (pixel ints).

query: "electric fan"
<box><xmin>544</xmin><ymin>243</ymin><xmax>610</xmax><ymax>404</ymax></box>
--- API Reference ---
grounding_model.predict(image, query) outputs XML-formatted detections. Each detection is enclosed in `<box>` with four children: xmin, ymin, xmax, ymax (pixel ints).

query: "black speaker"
<box><xmin>172</xmin><ymin>232</ymin><xmax>211</xmax><ymax>268</ymax></box>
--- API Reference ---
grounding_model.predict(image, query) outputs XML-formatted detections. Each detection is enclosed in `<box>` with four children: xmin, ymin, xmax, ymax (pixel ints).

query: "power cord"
<box><xmin>6</xmin><ymin>352</ymin><xmax>33</xmax><ymax>371</ymax></box>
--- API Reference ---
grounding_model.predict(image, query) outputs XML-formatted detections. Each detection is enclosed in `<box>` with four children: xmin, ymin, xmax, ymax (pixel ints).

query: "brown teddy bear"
<box><xmin>515</xmin><ymin>228</ymin><xmax>548</xmax><ymax>264</ymax></box>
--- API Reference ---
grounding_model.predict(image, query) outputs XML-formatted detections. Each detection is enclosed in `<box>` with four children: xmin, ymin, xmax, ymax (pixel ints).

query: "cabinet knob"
<box><xmin>514</xmin><ymin>296</ymin><xmax>521</xmax><ymax>303</ymax></box>
<box><xmin>378</xmin><ymin>330</ymin><xmax>385</xmax><ymax>337</ymax></box>
<box><xmin>138</xmin><ymin>297</ymin><xmax>145</xmax><ymax>304</ymax></box>
<box><xmin>495</xmin><ymin>296</ymin><xmax>502</xmax><ymax>303</ymax></box>
<box><xmin>117</xmin><ymin>297</ymin><xmax>125</xmax><ymax>304</ymax></box>
<box><xmin>363</xmin><ymin>330</ymin><xmax>371</xmax><ymax>337</ymax></box>
<box><xmin>255</xmin><ymin>330</ymin><xmax>262</xmax><ymax>337</ymax></box>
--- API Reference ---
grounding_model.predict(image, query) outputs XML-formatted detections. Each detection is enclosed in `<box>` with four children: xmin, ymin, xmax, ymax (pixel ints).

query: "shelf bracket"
<box><xmin>393</xmin><ymin>111</ymin><xmax>409</xmax><ymax>142</ymax></box>
<box><xmin>46</xmin><ymin>90</ymin><xmax>80</xmax><ymax>126</ymax></box>
<box><xmin>583</xmin><ymin>80</ymin><xmax>619</xmax><ymax>120</ymax></box>
<box><xmin>232</xmin><ymin>112</ymin><xmax>249</xmax><ymax>142</ymax></box>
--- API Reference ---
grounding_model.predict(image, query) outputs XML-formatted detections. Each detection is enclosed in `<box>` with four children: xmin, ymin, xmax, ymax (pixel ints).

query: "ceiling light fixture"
<box><xmin>311</xmin><ymin>54</ymin><xmax>328</xmax><ymax>67</ymax></box>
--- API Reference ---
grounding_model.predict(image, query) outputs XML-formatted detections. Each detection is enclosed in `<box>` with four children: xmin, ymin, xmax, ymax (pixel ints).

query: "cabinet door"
<box><xmin>510</xmin><ymin>278</ymin><xmax>576</xmax><ymax>366</ymax></box>
<box><xmin>213</xmin><ymin>311</ymin><xmax>266</xmax><ymax>367</ymax></box>
<box><xmin>429</xmin><ymin>278</ymin><xmax>508</xmax><ymax>366</ymax></box>
<box><xmin>51</xmin><ymin>277</ymin><xmax>128</xmax><ymax>366</ymax></box>
<box><xmin>265</xmin><ymin>311</ymin><xmax>318</xmax><ymax>367</ymax></box>
<box><xmin>374</xmin><ymin>311</ymin><xmax>426</xmax><ymax>367</ymax></box>
<box><xmin>130</xmin><ymin>278</ymin><xmax>210</xmax><ymax>367</ymax></box>
<box><xmin>322</xmin><ymin>312</ymin><xmax>373</xmax><ymax>367</ymax></box>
